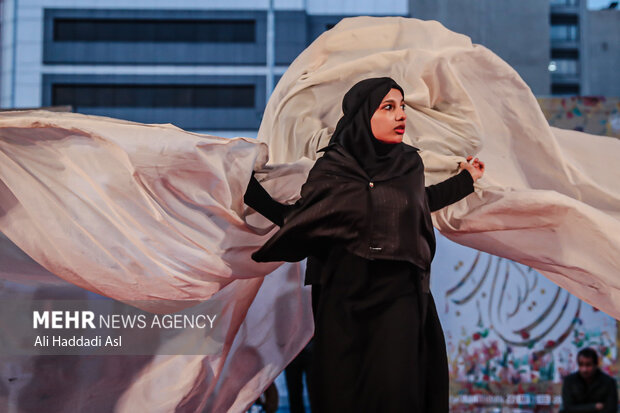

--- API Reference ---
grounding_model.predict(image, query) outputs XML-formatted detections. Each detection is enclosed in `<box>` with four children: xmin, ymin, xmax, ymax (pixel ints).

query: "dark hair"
<box><xmin>577</xmin><ymin>347</ymin><xmax>599</xmax><ymax>364</ymax></box>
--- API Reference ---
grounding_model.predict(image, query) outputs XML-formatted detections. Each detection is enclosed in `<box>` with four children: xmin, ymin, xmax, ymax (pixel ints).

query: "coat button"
<box><xmin>369</xmin><ymin>182</ymin><xmax>374</xmax><ymax>188</ymax></box>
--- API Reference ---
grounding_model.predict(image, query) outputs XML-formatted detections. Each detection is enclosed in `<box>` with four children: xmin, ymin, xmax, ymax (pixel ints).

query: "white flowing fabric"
<box><xmin>0</xmin><ymin>112</ymin><xmax>314</xmax><ymax>412</ymax></box>
<box><xmin>0</xmin><ymin>16</ymin><xmax>619</xmax><ymax>412</ymax></box>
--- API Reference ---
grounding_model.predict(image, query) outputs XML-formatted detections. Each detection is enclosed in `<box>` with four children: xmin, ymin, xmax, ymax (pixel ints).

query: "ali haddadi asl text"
<box><xmin>34</xmin><ymin>335</ymin><xmax>121</xmax><ymax>347</ymax></box>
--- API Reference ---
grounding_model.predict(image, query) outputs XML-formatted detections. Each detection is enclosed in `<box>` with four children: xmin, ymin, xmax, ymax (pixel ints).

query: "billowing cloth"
<box><xmin>0</xmin><ymin>111</ymin><xmax>314</xmax><ymax>412</ymax></box>
<box><xmin>0</xmin><ymin>15</ymin><xmax>619</xmax><ymax>412</ymax></box>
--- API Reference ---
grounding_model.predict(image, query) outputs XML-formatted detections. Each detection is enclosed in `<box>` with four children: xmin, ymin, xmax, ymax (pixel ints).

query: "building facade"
<box><xmin>551</xmin><ymin>0</ymin><xmax>620</xmax><ymax>97</ymax></box>
<box><xmin>0</xmin><ymin>0</ymin><xmax>617</xmax><ymax>134</ymax></box>
<box><xmin>0</xmin><ymin>0</ymin><xmax>408</xmax><ymax>135</ymax></box>
<box><xmin>409</xmin><ymin>0</ymin><xmax>620</xmax><ymax>97</ymax></box>
<box><xmin>549</xmin><ymin>0</ymin><xmax>584</xmax><ymax>95</ymax></box>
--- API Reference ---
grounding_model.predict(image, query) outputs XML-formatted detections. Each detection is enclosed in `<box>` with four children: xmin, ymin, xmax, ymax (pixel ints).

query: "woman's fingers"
<box><xmin>462</xmin><ymin>157</ymin><xmax>485</xmax><ymax>179</ymax></box>
<box><xmin>477</xmin><ymin>161</ymin><xmax>485</xmax><ymax>173</ymax></box>
<box><xmin>462</xmin><ymin>156</ymin><xmax>485</xmax><ymax>177</ymax></box>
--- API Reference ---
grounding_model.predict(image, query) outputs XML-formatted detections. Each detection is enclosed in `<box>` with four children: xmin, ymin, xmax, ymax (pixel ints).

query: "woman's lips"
<box><xmin>394</xmin><ymin>128</ymin><xmax>405</xmax><ymax>134</ymax></box>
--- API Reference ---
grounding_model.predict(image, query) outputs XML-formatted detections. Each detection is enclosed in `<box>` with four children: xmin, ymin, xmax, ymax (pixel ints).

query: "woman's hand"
<box><xmin>459</xmin><ymin>155</ymin><xmax>485</xmax><ymax>182</ymax></box>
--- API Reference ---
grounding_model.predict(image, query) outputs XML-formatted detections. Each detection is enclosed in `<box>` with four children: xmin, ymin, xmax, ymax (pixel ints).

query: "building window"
<box><xmin>550</xmin><ymin>24</ymin><xmax>579</xmax><ymax>41</ymax></box>
<box><xmin>53</xmin><ymin>18</ymin><xmax>256</xmax><ymax>43</ymax></box>
<box><xmin>550</xmin><ymin>13</ymin><xmax>579</xmax><ymax>25</ymax></box>
<box><xmin>551</xmin><ymin>84</ymin><xmax>580</xmax><ymax>95</ymax></box>
<box><xmin>51</xmin><ymin>84</ymin><xmax>255</xmax><ymax>109</ymax></box>
<box><xmin>550</xmin><ymin>0</ymin><xmax>578</xmax><ymax>6</ymax></box>
<box><xmin>550</xmin><ymin>49</ymin><xmax>580</xmax><ymax>75</ymax></box>
<box><xmin>549</xmin><ymin>59</ymin><xmax>579</xmax><ymax>75</ymax></box>
<box><xmin>551</xmin><ymin>49</ymin><xmax>579</xmax><ymax>59</ymax></box>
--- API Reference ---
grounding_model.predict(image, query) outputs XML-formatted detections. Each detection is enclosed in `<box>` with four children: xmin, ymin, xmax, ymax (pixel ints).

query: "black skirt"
<box><xmin>309</xmin><ymin>248</ymin><xmax>449</xmax><ymax>413</ymax></box>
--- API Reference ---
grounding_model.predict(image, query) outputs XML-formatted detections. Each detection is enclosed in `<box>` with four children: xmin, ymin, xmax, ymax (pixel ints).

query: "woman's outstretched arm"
<box><xmin>244</xmin><ymin>173</ymin><xmax>295</xmax><ymax>226</ymax></box>
<box><xmin>425</xmin><ymin>169</ymin><xmax>474</xmax><ymax>212</ymax></box>
<box><xmin>425</xmin><ymin>156</ymin><xmax>484</xmax><ymax>212</ymax></box>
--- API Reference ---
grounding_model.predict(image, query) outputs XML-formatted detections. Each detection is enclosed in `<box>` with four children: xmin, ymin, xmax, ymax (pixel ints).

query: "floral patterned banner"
<box><xmin>434</xmin><ymin>232</ymin><xmax>619</xmax><ymax>411</ymax></box>
<box><xmin>537</xmin><ymin>97</ymin><xmax>620</xmax><ymax>139</ymax></box>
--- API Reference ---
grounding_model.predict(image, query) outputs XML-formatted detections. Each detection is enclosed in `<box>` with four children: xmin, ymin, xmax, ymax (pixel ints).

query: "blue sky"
<box><xmin>588</xmin><ymin>0</ymin><xmax>615</xmax><ymax>9</ymax></box>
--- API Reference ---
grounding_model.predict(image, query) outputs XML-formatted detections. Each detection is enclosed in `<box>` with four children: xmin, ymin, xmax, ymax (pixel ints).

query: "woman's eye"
<box><xmin>384</xmin><ymin>104</ymin><xmax>392</xmax><ymax>110</ymax></box>
<box><xmin>401</xmin><ymin>104</ymin><xmax>406</xmax><ymax>110</ymax></box>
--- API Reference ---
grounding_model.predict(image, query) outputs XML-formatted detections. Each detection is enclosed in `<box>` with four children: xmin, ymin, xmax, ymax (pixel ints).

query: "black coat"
<box><xmin>561</xmin><ymin>370</ymin><xmax>618</xmax><ymax>413</ymax></box>
<box><xmin>245</xmin><ymin>143</ymin><xmax>474</xmax><ymax>292</ymax></box>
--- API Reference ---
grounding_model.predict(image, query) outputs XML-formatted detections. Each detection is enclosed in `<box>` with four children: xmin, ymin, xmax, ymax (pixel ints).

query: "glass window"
<box><xmin>550</xmin><ymin>24</ymin><xmax>579</xmax><ymax>41</ymax></box>
<box><xmin>53</xmin><ymin>19</ymin><xmax>256</xmax><ymax>43</ymax></box>
<box><xmin>550</xmin><ymin>0</ymin><xmax>578</xmax><ymax>6</ymax></box>
<box><xmin>551</xmin><ymin>49</ymin><xmax>579</xmax><ymax>59</ymax></box>
<box><xmin>51</xmin><ymin>84</ymin><xmax>256</xmax><ymax>108</ymax></box>
<box><xmin>550</xmin><ymin>13</ymin><xmax>579</xmax><ymax>25</ymax></box>
<box><xmin>549</xmin><ymin>59</ymin><xmax>579</xmax><ymax>75</ymax></box>
<box><xmin>551</xmin><ymin>83</ymin><xmax>580</xmax><ymax>95</ymax></box>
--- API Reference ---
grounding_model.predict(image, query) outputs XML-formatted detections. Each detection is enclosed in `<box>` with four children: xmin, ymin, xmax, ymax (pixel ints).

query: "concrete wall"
<box><xmin>583</xmin><ymin>9</ymin><xmax>620</xmax><ymax>95</ymax></box>
<box><xmin>409</xmin><ymin>0</ymin><xmax>550</xmax><ymax>95</ymax></box>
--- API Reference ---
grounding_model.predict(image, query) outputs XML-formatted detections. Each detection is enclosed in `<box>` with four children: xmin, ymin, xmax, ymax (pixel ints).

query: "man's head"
<box><xmin>577</xmin><ymin>347</ymin><xmax>599</xmax><ymax>380</ymax></box>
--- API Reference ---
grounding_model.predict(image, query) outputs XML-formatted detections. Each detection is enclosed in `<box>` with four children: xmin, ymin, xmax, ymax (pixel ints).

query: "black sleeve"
<box><xmin>425</xmin><ymin>169</ymin><xmax>475</xmax><ymax>212</ymax></box>
<box><xmin>243</xmin><ymin>173</ymin><xmax>295</xmax><ymax>227</ymax></box>
<box><xmin>251</xmin><ymin>154</ymin><xmax>358</xmax><ymax>263</ymax></box>
<box><xmin>602</xmin><ymin>377</ymin><xmax>618</xmax><ymax>413</ymax></box>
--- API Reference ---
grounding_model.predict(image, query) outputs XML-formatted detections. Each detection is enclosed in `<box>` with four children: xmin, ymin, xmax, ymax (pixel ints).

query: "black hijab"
<box><xmin>321</xmin><ymin>77</ymin><xmax>419</xmax><ymax>179</ymax></box>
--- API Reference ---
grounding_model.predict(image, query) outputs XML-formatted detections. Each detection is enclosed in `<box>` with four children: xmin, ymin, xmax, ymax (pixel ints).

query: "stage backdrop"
<box><xmin>434</xmin><ymin>97</ymin><xmax>620</xmax><ymax>412</ymax></box>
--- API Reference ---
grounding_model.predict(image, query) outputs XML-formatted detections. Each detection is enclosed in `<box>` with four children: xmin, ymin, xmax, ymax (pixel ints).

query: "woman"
<box><xmin>244</xmin><ymin>77</ymin><xmax>484</xmax><ymax>412</ymax></box>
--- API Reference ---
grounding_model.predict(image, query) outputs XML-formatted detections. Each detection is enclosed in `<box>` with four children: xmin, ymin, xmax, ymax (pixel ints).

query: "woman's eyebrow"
<box><xmin>382</xmin><ymin>99</ymin><xmax>405</xmax><ymax>104</ymax></box>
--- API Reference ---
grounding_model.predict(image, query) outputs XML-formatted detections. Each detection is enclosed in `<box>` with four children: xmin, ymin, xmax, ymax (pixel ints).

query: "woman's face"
<box><xmin>370</xmin><ymin>88</ymin><xmax>406</xmax><ymax>144</ymax></box>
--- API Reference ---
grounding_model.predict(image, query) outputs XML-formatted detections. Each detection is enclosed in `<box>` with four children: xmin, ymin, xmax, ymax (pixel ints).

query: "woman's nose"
<box><xmin>397</xmin><ymin>109</ymin><xmax>406</xmax><ymax>121</ymax></box>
